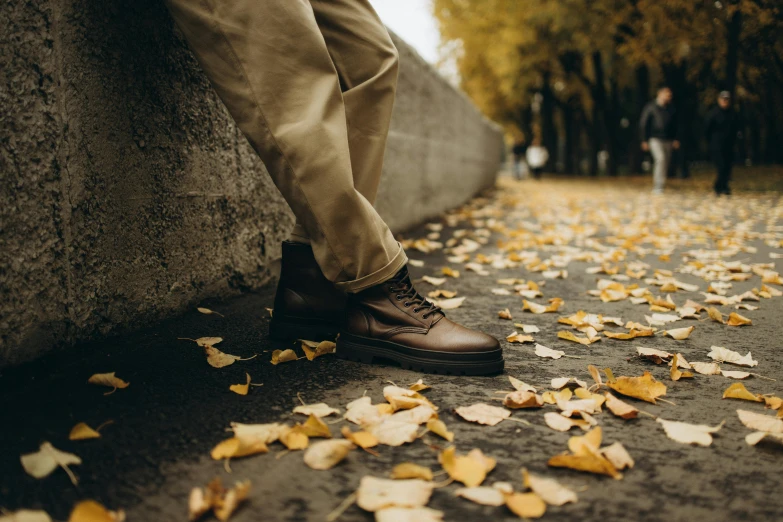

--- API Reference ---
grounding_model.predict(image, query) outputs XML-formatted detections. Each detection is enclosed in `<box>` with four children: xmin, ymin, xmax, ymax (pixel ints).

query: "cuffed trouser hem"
<box><xmin>335</xmin><ymin>243</ymin><xmax>408</xmax><ymax>293</ymax></box>
<box><xmin>289</xmin><ymin>224</ymin><xmax>311</xmax><ymax>244</ymax></box>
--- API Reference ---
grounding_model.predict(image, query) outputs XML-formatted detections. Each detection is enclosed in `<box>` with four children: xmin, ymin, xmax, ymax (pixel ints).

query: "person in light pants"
<box><xmin>640</xmin><ymin>85</ymin><xmax>680</xmax><ymax>194</ymax></box>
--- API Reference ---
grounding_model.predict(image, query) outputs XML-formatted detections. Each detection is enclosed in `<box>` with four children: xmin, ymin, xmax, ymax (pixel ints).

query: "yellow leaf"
<box><xmin>722</xmin><ymin>383</ymin><xmax>763</xmax><ymax>402</ymax></box>
<box><xmin>523</xmin><ymin>298</ymin><xmax>564</xmax><ymax>314</ymax></box>
<box><xmin>390</xmin><ymin>463</ymin><xmax>433</xmax><ymax>481</ymax></box>
<box><xmin>279</xmin><ymin>428</ymin><xmax>309</xmax><ymax>450</ymax></box>
<box><xmin>20</xmin><ymin>442</ymin><xmax>81</xmax><ymax>485</ymax></box>
<box><xmin>298</xmin><ymin>414</ymin><xmax>332</xmax><ymax>438</ymax></box>
<box><xmin>604</xmin><ymin>393</ymin><xmax>638</xmax><ymax>420</ymax></box>
<box><xmin>606</xmin><ymin>370</ymin><xmax>667</xmax><ymax>403</ymax></box>
<box><xmin>189</xmin><ymin>478</ymin><xmax>250</xmax><ymax>522</ymax></box>
<box><xmin>503</xmin><ymin>391</ymin><xmax>543</xmax><ymax>409</ymax></box>
<box><xmin>229</xmin><ymin>373</ymin><xmax>252</xmax><ymax>395</ymax></box>
<box><xmin>303</xmin><ymin>440</ymin><xmax>354</xmax><ymax>470</ymax></box>
<box><xmin>506</xmin><ymin>332</ymin><xmax>535</xmax><ymax>343</ymax></box>
<box><xmin>707</xmin><ymin>307</ymin><xmax>725</xmax><ymax>324</ymax></box>
<box><xmin>356</xmin><ymin>476</ymin><xmax>434</xmax><ymax>512</ymax></box>
<box><xmin>663</xmin><ymin>326</ymin><xmax>695</xmax><ymax>340</ymax></box>
<box><xmin>441</xmin><ymin>267</ymin><xmax>460</xmax><ymax>278</ymax></box>
<box><xmin>67</xmin><ymin>500</ymin><xmax>125</xmax><ymax>522</ymax></box>
<box><xmin>670</xmin><ymin>354</ymin><xmax>694</xmax><ymax>381</ymax></box>
<box><xmin>69</xmin><ymin>423</ymin><xmax>101</xmax><ymax>441</ymax></box>
<box><xmin>300</xmin><ymin>340</ymin><xmax>336</xmax><ymax>361</ymax></box>
<box><xmin>87</xmin><ymin>372</ymin><xmax>129</xmax><ymax>395</ymax></box>
<box><xmin>543</xmin><ymin>412</ymin><xmax>589</xmax><ymax>432</ymax></box>
<box><xmin>426</xmin><ymin>418</ymin><xmax>454</xmax><ymax>442</ymax></box>
<box><xmin>439</xmin><ymin>447</ymin><xmax>495</xmax><ymax>487</ymax></box>
<box><xmin>726</xmin><ymin>313</ymin><xmax>752</xmax><ymax>326</ymax></box>
<box><xmin>455</xmin><ymin>403</ymin><xmax>510</xmax><ymax>426</ymax></box>
<box><xmin>408</xmin><ymin>379</ymin><xmax>430</xmax><ymax>392</ymax></box>
<box><xmin>0</xmin><ymin>510</ymin><xmax>52</xmax><ymax>522</ymax></box>
<box><xmin>498</xmin><ymin>308</ymin><xmax>513</xmax><ymax>320</ymax></box>
<box><xmin>428</xmin><ymin>289</ymin><xmax>457</xmax><ymax>298</ymax></box>
<box><xmin>737</xmin><ymin>409</ymin><xmax>783</xmax><ymax>432</ymax></box>
<box><xmin>293</xmin><ymin>403</ymin><xmax>340</xmax><ymax>417</ymax></box>
<box><xmin>521</xmin><ymin>468</ymin><xmax>577</xmax><ymax>506</ymax></box>
<box><xmin>194</xmin><ymin>337</ymin><xmax>223</xmax><ymax>347</ymax></box>
<box><xmin>197</xmin><ymin>307</ymin><xmax>224</xmax><ymax>318</ymax></box>
<box><xmin>548</xmin><ymin>445</ymin><xmax>620</xmax><ymax>479</ymax></box>
<box><xmin>271</xmin><ymin>349</ymin><xmax>298</xmax><ymax>365</ymax></box>
<box><xmin>604</xmin><ymin>329</ymin><xmax>653</xmax><ymax>340</ymax></box>
<box><xmin>656</xmin><ymin>418</ymin><xmax>724</xmax><ymax>446</ymax></box>
<box><xmin>505</xmin><ymin>493</ymin><xmax>547</xmax><ymax>519</ymax></box>
<box><xmin>204</xmin><ymin>346</ymin><xmax>243</xmax><ymax>368</ymax></box>
<box><xmin>214</xmin><ymin>480</ymin><xmax>251</xmax><ymax>522</ymax></box>
<box><xmin>341</xmin><ymin>426</ymin><xmax>379</xmax><ymax>449</ymax></box>
<box><xmin>557</xmin><ymin>330</ymin><xmax>599</xmax><ymax>345</ymax></box>
<box><xmin>210</xmin><ymin>437</ymin><xmax>267</xmax><ymax>460</ymax></box>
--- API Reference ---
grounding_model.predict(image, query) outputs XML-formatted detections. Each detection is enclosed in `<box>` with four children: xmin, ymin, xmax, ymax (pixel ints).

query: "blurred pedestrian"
<box><xmin>526</xmin><ymin>138</ymin><xmax>549</xmax><ymax>180</ymax></box>
<box><xmin>640</xmin><ymin>85</ymin><xmax>680</xmax><ymax>194</ymax></box>
<box><xmin>511</xmin><ymin>136</ymin><xmax>528</xmax><ymax>180</ymax></box>
<box><xmin>705</xmin><ymin>91</ymin><xmax>739</xmax><ymax>196</ymax></box>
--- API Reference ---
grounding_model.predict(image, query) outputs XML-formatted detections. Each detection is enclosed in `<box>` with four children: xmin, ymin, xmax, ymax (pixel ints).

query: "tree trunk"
<box><xmin>606</xmin><ymin>77</ymin><xmax>620</xmax><ymax>176</ymax></box>
<box><xmin>588</xmin><ymin>51</ymin><xmax>606</xmax><ymax>176</ymax></box>
<box><xmin>725</xmin><ymin>4</ymin><xmax>741</xmax><ymax>96</ymax></box>
<box><xmin>540</xmin><ymin>72</ymin><xmax>558</xmax><ymax>172</ymax></box>
<box><xmin>562</xmin><ymin>102</ymin><xmax>575</xmax><ymax>174</ymax></box>
<box><xmin>628</xmin><ymin>65</ymin><xmax>649</xmax><ymax>174</ymax></box>
<box><xmin>763</xmin><ymin>79</ymin><xmax>781</xmax><ymax>164</ymax></box>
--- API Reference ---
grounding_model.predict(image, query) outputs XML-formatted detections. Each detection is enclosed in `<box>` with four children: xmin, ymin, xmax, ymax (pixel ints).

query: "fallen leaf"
<box><xmin>303</xmin><ymin>440</ymin><xmax>354</xmax><ymax>470</ymax></box>
<box><xmin>87</xmin><ymin>372</ymin><xmax>129</xmax><ymax>395</ymax></box>
<box><xmin>210</xmin><ymin>437</ymin><xmax>268</xmax><ymax>460</ymax></box>
<box><xmin>636</xmin><ymin>347</ymin><xmax>673</xmax><ymax>364</ymax></box>
<box><xmin>505</xmin><ymin>493</ymin><xmax>547</xmax><ymax>519</ymax></box>
<box><xmin>197</xmin><ymin>307</ymin><xmax>224</xmax><ymax>318</ymax></box>
<box><xmin>426</xmin><ymin>418</ymin><xmax>455</xmax><ymax>442</ymax></box>
<box><xmin>548</xmin><ymin>428</ymin><xmax>621</xmax><ymax>479</ymax></box>
<box><xmin>522</xmin><ymin>469</ymin><xmax>577</xmax><ymax>506</ymax></box>
<box><xmin>229</xmin><ymin>373</ymin><xmax>252</xmax><ymax>396</ymax></box>
<box><xmin>455</xmin><ymin>403</ymin><xmax>511</xmax><ymax>426</ymax></box>
<box><xmin>20</xmin><ymin>442</ymin><xmax>81</xmax><ymax>485</ymax></box>
<box><xmin>194</xmin><ymin>337</ymin><xmax>223</xmax><ymax>347</ymax></box>
<box><xmin>670</xmin><ymin>354</ymin><xmax>694</xmax><ymax>381</ymax></box>
<box><xmin>721</xmin><ymin>370</ymin><xmax>752</xmax><ymax>379</ymax></box>
<box><xmin>663</xmin><ymin>326</ymin><xmax>695</xmax><ymax>340</ymax></box>
<box><xmin>600</xmin><ymin>442</ymin><xmax>635</xmax><ymax>470</ymax></box>
<box><xmin>534</xmin><ymin>344</ymin><xmax>566</xmax><ymax>360</ymax></box>
<box><xmin>441</xmin><ymin>267</ymin><xmax>460</xmax><ymax>278</ymax></box>
<box><xmin>391</xmin><ymin>463</ymin><xmax>433</xmax><ymax>481</ymax></box>
<box><xmin>383</xmin><ymin>386</ymin><xmax>435</xmax><ymax>411</ymax></box>
<box><xmin>737</xmin><ymin>409</ymin><xmax>783</xmax><ymax>433</ymax></box>
<box><xmin>69</xmin><ymin>422</ymin><xmax>101</xmax><ymax>441</ymax></box>
<box><xmin>230</xmin><ymin>422</ymin><xmax>287</xmax><ymax>445</ymax></box>
<box><xmin>523</xmin><ymin>298</ymin><xmax>564</xmax><ymax>314</ymax></box>
<box><xmin>0</xmin><ymin>510</ymin><xmax>52</xmax><ymax>522</ymax></box>
<box><xmin>745</xmin><ymin>431</ymin><xmax>783</xmax><ymax>447</ymax></box>
<box><xmin>300</xmin><ymin>340</ymin><xmax>336</xmax><ymax>361</ymax></box>
<box><xmin>293</xmin><ymin>402</ymin><xmax>340</xmax><ymax>417</ymax></box>
<box><xmin>509</xmin><ymin>376</ymin><xmax>537</xmax><ymax>392</ymax></box>
<box><xmin>723</xmin><ymin>383</ymin><xmax>763</xmax><ymax>402</ymax></box>
<box><xmin>604</xmin><ymin>393</ymin><xmax>639</xmax><ymax>419</ymax></box>
<box><xmin>189</xmin><ymin>478</ymin><xmax>250</xmax><ymax>522</ymax></box>
<box><xmin>428</xmin><ymin>289</ymin><xmax>457</xmax><ymax>298</ymax></box>
<box><xmin>455</xmin><ymin>486</ymin><xmax>505</xmax><ymax>506</ymax></box>
<box><xmin>604</xmin><ymin>329</ymin><xmax>653</xmax><ymax>340</ymax></box>
<box><xmin>345</xmin><ymin>396</ymin><xmax>385</xmax><ymax>426</ymax></box>
<box><xmin>356</xmin><ymin>476</ymin><xmax>434</xmax><ymax>512</ymax></box>
<box><xmin>498</xmin><ymin>308</ymin><xmax>513</xmax><ymax>320</ymax></box>
<box><xmin>298</xmin><ymin>414</ymin><xmax>332</xmax><ymax>438</ymax></box>
<box><xmin>431</xmin><ymin>296</ymin><xmax>466</xmax><ymax>310</ymax></box>
<box><xmin>374</xmin><ymin>507</ymin><xmax>443</xmax><ymax>522</ymax></box>
<box><xmin>506</xmin><ymin>332</ymin><xmax>535</xmax><ymax>343</ymax></box>
<box><xmin>543</xmin><ymin>412</ymin><xmax>589</xmax><ymax>432</ymax></box>
<box><xmin>504</xmin><ymin>391</ymin><xmax>544</xmax><ymax>409</ymax></box>
<box><xmin>707</xmin><ymin>346</ymin><xmax>758</xmax><ymax>367</ymax></box>
<box><xmin>439</xmin><ymin>447</ymin><xmax>496</xmax><ymax>487</ymax></box>
<box><xmin>726</xmin><ymin>313</ymin><xmax>752</xmax><ymax>326</ymax></box>
<box><xmin>341</xmin><ymin>426</ymin><xmax>379</xmax><ymax>450</ymax></box>
<box><xmin>67</xmin><ymin>500</ymin><xmax>125</xmax><ymax>522</ymax></box>
<box><xmin>408</xmin><ymin>379</ymin><xmax>430</xmax><ymax>392</ymax></box>
<box><xmin>270</xmin><ymin>349</ymin><xmax>298</xmax><ymax>365</ymax></box>
<box><xmin>368</xmin><ymin>417</ymin><xmax>420</xmax><ymax>446</ymax></box>
<box><xmin>214</xmin><ymin>481</ymin><xmax>251</xmax><ymax>521</ymax></box>
<box><xmin>279</xmin><ymin>427</ymin><xmax>309</xmax><ymax>450</ymax></box>
<box><xmin>605</xmin><ymin>369</ymin><xmax>667</xmax><ymax>403</ymax></box>
<box><xmin>551</xmin><ymin>377</ymin><xmax>587</xmax><ymax>389</ymax></box>
<box><xmin>557</xmin><ymin>330</ymin><xmax>599</xmax><ymax>345</ymax></box>
<box><xmin>514</xmin><ymin>324</ymin><xmax>541</xmax><ymax>334</ymax></box>
<box><xmin>707</xmin><ymin>307</ymin><xmax>725</xmax><ymax>324</ymax></box>
<box><xmin>690</xmin><ymin>361</ymin><xmax>722</xmax><ymax>375</ymax></box>
<box><xmin>656</xmin><ymin>418</ymin><xmax>724</xmax><ymax>446</ymax></box>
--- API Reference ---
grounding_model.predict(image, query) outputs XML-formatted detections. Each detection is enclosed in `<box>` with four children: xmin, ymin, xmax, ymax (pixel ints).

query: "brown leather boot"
<box><xmin>269</xmin><ymin>241</ymin><xmax>346</xmax><ymax>341</ymax></box>
<box><xmin>337</xmin><ymin>267</ymin><xmax>503</xmax><ymax>375</ymax></box>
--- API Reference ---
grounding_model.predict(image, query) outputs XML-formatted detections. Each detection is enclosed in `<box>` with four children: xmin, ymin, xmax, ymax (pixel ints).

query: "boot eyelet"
<box><xmin>396</xmin><ymin>295</ymin><xmax>403</xmax><ymax>300</ymax></box>
<box><xmin>413</xmin><ymin>307</ymin><xmax>421</xmax><ymax>313</ymax></box>
<box><xmin>403</xmin><ymin>302</ymin><xmax>411</xmax><ymax>307</ymax></box>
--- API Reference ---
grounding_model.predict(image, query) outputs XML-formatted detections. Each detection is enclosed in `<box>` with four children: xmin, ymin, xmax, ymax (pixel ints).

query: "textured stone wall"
<box><xmin>0</xmin><ymin>0</ymin><xmax>502</xmax><ymax>367</ymax></box>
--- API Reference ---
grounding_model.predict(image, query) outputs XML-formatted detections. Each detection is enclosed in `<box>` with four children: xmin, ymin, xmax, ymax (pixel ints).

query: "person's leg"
<box><xmin>649</xmin><ymin>138</ymin><xmax>665</xmax><ymax>194</ymax></box>
<box><xmin>712</xmin><ymin>147</ymin><xmax>726</xmax><ymax>194</ymax></box>
<box><xmin>164</xmin><ymin>0</ymin><xmax>406</xmax><ymax>292</ymax></box>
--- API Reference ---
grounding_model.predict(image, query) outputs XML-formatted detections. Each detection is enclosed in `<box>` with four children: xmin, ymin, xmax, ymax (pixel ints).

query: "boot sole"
<box><xmin>269</xmin><ymin>317</ymin><xmax>339</xmax><ymax>342</ymax></box>
<box><xmin>336</xmin><ymin>333</ymin><xmax>504</xmax><ymax>376</ymax></box>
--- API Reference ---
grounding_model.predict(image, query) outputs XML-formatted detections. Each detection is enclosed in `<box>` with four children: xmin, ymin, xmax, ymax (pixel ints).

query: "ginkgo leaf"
<box><xmin>726</xmin><ymin>312</ymin><xmax>752</xmax><ymax>326</ymax></box>
<box><xmin>197</xmin><ymin>307</ymin><xmax>224</xmax><ymax>318</ymax></box>
<box><xmin>600</xmin><ymin>442</ymin><xmax>635</xmax><ymax>470</ymax></box>
<box><xmin>298</xmin><ymin>414</ymin><xmax>332</xmax><ymax>438</ymax></box>
<box><xmin>551</xmin><ymin>377</ymin><xmax>587</xmax><ymax>389</ymax></box>
<box><xmin>426</xmin><ymin>418</ymin><xmax>454</xmax><ymax>442</ymax></box>
<box><xmin>745</xmin><ymin>431</ymin><xmax>783</xmax><ymax>447</ymax></box>
<box><xmin>214</xmin><ymin>481</ymin><xmax>251</xmax><ymax>521</ymax></box>
<box><xmin>205</xmin><ymin>346</ymin><xmax>246</xmax><ymax>368</ymax></box>
<box><xmin>534</xmin><ymin>344</ymin><xmax>565</xmax><ymax>359</ymax></box>
<box><xmin>663</xmin><ymin>326</ymin><xmax>695</xmax><ymax>340</ymax></box>
<box><xmin>442</xmin><ymin>267</ymin><xmax>460</xmax><ymax>278</ymax></box>
<box><xmin>408</xmin><ymin>379</ymin><xmax>430</xmax><ymax>392</ymax></box>
<box><xmin>293</xmin><ymin>403</ymin><xmax>340</xmax><ymax>417</ymax></box>
<box><xmin>737</xmin><ymin>409</ymin><xmax>783</xmax><ymax>433</ymax></box>
<box><xmin>279</xmin><ymin>428</ymin><xmax>309</xmax><ymax>450</ymax></box>
<box><xmin>368</xmin><ymin>416</ymin><xmax>420</xmax><ymax>447</ymax></box>
<box><xmin>383</xmin><ymin>386</ymin><xmax>435</xmax><ymax>411</ymax></box>
<box><xmin>707</xmin><ymin>307</ymin><xmax>725</xmax><ymax>324</ymax></box>
<box><xmin>270</xmin><ymin>349</ymin><xmax>298</xmax><ymax>365</ymax></box>
<box><xmin>455</xmin><ymin>403</ymin><xmax>510</xmax><ymax>426</ymax></box>
<box><xmin>0</xmin><ymin>510</ymin><xmax>52</xmax><ymax>522</ymax></box>
<box><xmin>522</xmin><ymin>469</ymin><xmax>577</xmax><ymax>506</ymax></box>
<box><xmin>707</xmin><ymin>346</ymin><xmax>758</xmax><ymax>367</ymax></box>
<box><xmin>375</xmin><ymin>507</ymin><xmax>443</xmax><ymax>522</ymax></box>
<box><xmin>587</xmin><ymin>365</ymin><xmax>603</xmax><ymax>386</ymax></box>
<box><xmin>523</xmin><ymin>298</ymin><xmax>564</xmax><ymax>314</ymax></box>
<box><xmin>69</xmin><ymin>422</ymin><xmax>101</xmax><ymax>441</ymax></box>
<box><xmin>230</xmin><ymin>422</ymin><xmax>287</xmax><ymax>445</ymax></box>
<box><xmin>721</xmin><ymin>370</ymin><xmax>752</xmax><ymax>379</ymax></box>
<box><xmin>690</xmin><ymin>362</ymin><xmax>722</xmax><ymax>375</ymax></box>
<box><xmin>341</xmin><ymin>426</ymin><xmax>379</xmax><ymax>450</ymax></box>
<box><xmin>509</xmin><ymin>376</ymin><xmax>537</xmax><ymax>392</ymax></box>
<box><xmin>498</xmin><ymin>308</ymin><xmax>513</xmax><ymax>320</ymax></box>
<box><xmin>670</xmin><ymin>354</ymin><xmax>694</xmax><ymax>381</ymax></box>
<box><xmin>356</xmin><ymin>476</ymin><xmax>434</xmax><ymax>512</ymax></box>
<box><xmin>605</xmin><ymin>369</ymin><xmax>667</xmax><ymax>403</ymax></box>
<box><xmin>455</xmin><ymin>486</ymin><xmax>506</xmax><ymax>506</ymax></box>
<box><xmin>300</xmin><ymin>340</ymin><xmax>336</xmax><ymax>361</ymax></box>
<box><xmin>210</xmin><ymin>437</ymin><xmax>268</xmax><ymax>460</ymax></box>
<box><xmin>87</xmin><ymin>372</ymin><xmax>129</xmax><ymax>395</ymax></box>
<box><xmin>504</xmin><ymin>391</ymin><xmax>544</xmax><ymax>409</ymax></box>
<box><xmin>431</xmin><ymin>297</ymin><xmax>466</xmax><ymax>310</ymax></box>
<box><xmin>557</xmin><ymin>330</ymin><xmax>599</xmax><ymax>345</ymax></box>
<box><xmin>604</xmin><ymin>393</ymin><xmax>639</xmax><ymax>420</ymax></box>
<box><xmin>194</xmin><ymin>337</ymin><xmax>223</xmax><ymax>347</ymax></box>
<box><xmin>506</xmin><ymin>332</ymin><xmax>535</xmax><ymax>343</ymax></box>
<box><xmin>505</xmin><ymin>493</ymin><xmax>547</xmax><ymax>519</ymax></box>
<box><xmin>514</xmin><ymin>324</ymin><xmax>541</xmax><ymax>334</ymax></box>
<box><xmin>543</xmin><ymin>412</ymin><xmax>589</xmax><ymax>432</ymax></box>
<box><xmin>345</xmin><ymin>396</ymin><xmax>385</xmax><ymax>426</ymax></box>
<box><xmin>656</xmin><ymin>418</ymin><xmax>724</xmax><ymax>446</ymax></box>
<box><xmin>229</xmin><ymin>373</ymin><xmax>252</xmax><ymax>395</ymax></box>
<box><xmin>421</xmin><ymin>276</ymin><xmax>446</xmax><ymax>286</ymax></box>
<box><xmin>636</xmin><ymin>347</ymin><xmax>673</xmax><ymax>364</ymax></box>
<box><xmin>723</xmin><ymin>383</ymin><xmax>763</xmax><ymax>402</ymax></box>
<box><xmin>303</xmin><ymin>440</ymin><xmax>354</xmax><ymax>470</ymax></box>
<box><xmin>67</xmin><ymin>500</ymin><xmax>125</xmax><ymax>522</ymax></box>
<box><xmin>439</xmin><ymin>447</ymin><xmax>496</xmax><ymax>487</ymax></box>
<box><xmin>391</xmin><ymin>463</ymin><xmax>433</xmax><ymax>481</ymax></box>
<box><xmin>604</xmin><ymin>329</ymin><xmax>653</xmax><ymax>340</ymax></box>
<box><xmin>548</xmin><ymin>429</ymin><xmax>621</xmax><ymax>479</ymax></box>
<box><xmin>428</xmin><ymin>289</ymin><xmax>457</xmax><ymax>298</ymax></box>
<box><xmin>189</xmin><ymin>478</ymin><xmax>250</xmax><ymax>522</ymax></box>
<box><xmin>20</xmin><ymin>442</ymin><xmax>81</xmax><ymax>485</ymax></box>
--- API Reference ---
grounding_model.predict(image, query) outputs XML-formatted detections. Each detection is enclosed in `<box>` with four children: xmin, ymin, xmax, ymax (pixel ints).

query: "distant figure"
<box><xmin>511</xmin><ymin>137</ymin><xmax>529</xmax><ymax>180</ymax></box>
<box><xmin>705</xmin><ymin>91</ymin><xmax>739</xmax><ymax>196</ymax></box>
<box><xmin>526</xmin><ymin>138</ymin><xmax>549</xmax><ymax>180</ymax></box>
<box><xmin>640</xmin><ymin>85</ymin><xmax>680</xmax><ymax>194</ymax></box>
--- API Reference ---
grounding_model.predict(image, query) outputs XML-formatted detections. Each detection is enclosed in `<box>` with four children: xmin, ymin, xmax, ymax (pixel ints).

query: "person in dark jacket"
<box><xmin>640</xmin><ymin>85</ymin><xmax>680</xmax><ymax>194</ymax></box>
<box><xmin>705</xmin><ymin>91</ymin><xmax>739</xmax><ymax>195</ymax></box>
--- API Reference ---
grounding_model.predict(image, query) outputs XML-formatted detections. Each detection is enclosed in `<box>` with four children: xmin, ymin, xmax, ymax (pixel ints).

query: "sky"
<box><xmin>368</xmin><ymin>0</ymin><xmax>440</xmax><ymax>65</ymax></box>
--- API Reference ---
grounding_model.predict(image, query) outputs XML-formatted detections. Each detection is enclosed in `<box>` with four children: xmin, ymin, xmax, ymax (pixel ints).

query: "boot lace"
<box><xmin>388</xmin><ymin>270</ymin><xmax>442</xmax><ymax>319</ymax></box>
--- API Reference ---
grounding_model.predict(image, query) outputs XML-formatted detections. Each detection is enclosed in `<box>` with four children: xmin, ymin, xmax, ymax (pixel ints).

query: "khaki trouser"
<box><xmin>649</xmin><ymin>138</ymin><xmax>673</xmax><ymax>194</ymax></box>
<box><xmin>164</xmin><ymin>0</ymin><xmax>407</xmax><ymax>292</ymax></box>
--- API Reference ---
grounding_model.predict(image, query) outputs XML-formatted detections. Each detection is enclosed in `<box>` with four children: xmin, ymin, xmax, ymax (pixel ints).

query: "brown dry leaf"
<box><xmin>557</xmin><ymin>330</ymin><xmax>599</xmax><ymax>345</ymax></box>
<box><xmin>87</xmin><ymin>372</ymin><xmax>129</xmax><ymax>395</ymax></box>
<box><xmin>636</xmin><ymin>347</ymin><xmax>673</xmax><ymax>364</ymax></box>
<box><xmin>197</xmin><ymin>307</ymin><xmax>224</xmax><ymax>318</ymax></box>
<box><xmin>504</xmin><ymin>391</ymin><xmax>544</xmax><ymax>409</ymax></box>
<box><xmin>707</xmin><ymin>346</ymin><xmax>758</xmax><ymax>367</ymax></box>
<box><xmin>505</xmin><ymin>493</ymin><xmax>547</xmax><ymax>519</ymax></box>
<box><xmin>426</xmin><ymin>418</ymin><xmax>455</xmax><ymax>442</ymax></box>
<box><xmin>298</xmin><ymin>414</ymin><xmax>332</xmax><ymax>438</ymax></box>
<box><xmin>498</xmin><ymin>308</ymin><xmax>513</xmax><ymax>320</ymax></box>
<box><xmin>726</xmin><ymin>313</ymin><xmax>752</xmax><ymax>327</ymax></box>
<box><xmin>439</xmin><ymin>447</ymin><xmax>496</xmax><ymax>487</ymax></box>
<box><xmin>0</xmin><ymin>510</ymin><xmax>52</xmax><ymax>522</ymax></box>
<box><xmin>664</xmin><ymin>326</ymin><xmax>695</xmax><ymax>340</ymax></box>
<box><xmin>229</xmin><ymin>373</ymin><xmax>252</xmax><ymax>396</ymax></box>
<box><xmin>455</xmin><ymin>403</ymin><xmax>510</xmax><ymax>426</ymax></box>
<box><xmin>20</xmin><ymin>442</ymin><xmax>81</xmax><ymax>485</ymax></box>
<box><xmin>189</xmin><ymin>478</ymin><xmax>250</xmax><ymax>522</ymax></box>
<box><xmin>356</xmin><ymin>476</ymin><xmax>434</xmax><ymax>512</ymax></box>
<box><xmin>604</xmin><ymin>393</ymin><xmax>639</xmax><ymax>419</ymax></box>
<box><xmin>303</xmin><ymin>440</ymin><xmax>354</xmax><ymax>470</ymax></box>
<box><xmin>670</xmin><ymin>354</ymin><xmax>694</xmax><ymax>381</ymax></box>
<box><xmin>723</xmin><ymin>383</ymin><xmax>763</xmax><ymax>402</ymax></box>
<box><xmin>300</xmin><ymin>340</ymin><xmax>336</xmax><ymax>361</ymax></box>
<box><xmin>210</xmin><ymin>437</ymin><xmax>268</xmax><ymax>460</ymax></box>
<box><xmin>214</xmin><ymin>481</ymin><xmax>251</xmax><ymax>522</ymax></box>
<box><xmin>270</xmin><ymin>349</ymin><xmax>298</xmax><ymax>365</ymax></box>
<box><xmin>737</xmin><ymin>409</ymin><xmax>783</xmax><ymax>433</ymax></box>
<box><xmin>428</xmin><ymin>289</ymin><xmax>457</xmax><ymax>298</ymax></box>
<box><xmin>506</xmin><ymin>332</ymin><xmax>535</xmax><ymax>344</ymax></box>
<box><xmin>707</xmin><ymin>307</ymin><xmax>725</xmax><ymax>324</ymax></box>
<box><xmin>408</xmin><ymin>379</ymin><xmax>430</xmax><ymax>392</ymax></box>
<box><xmin>67</xmin><ymin>500</ymin><xmax>125</xmax><ymax>522</ymax></box>
<box><xmin>605</xmin><ymin>369</ymin><xmax>667</xmax><ymax>404</ymax></box>
<box><xmin>600</xmin><ymin>442</ymin><xmax>635</xmax><ymax>470</ymax></box>
<box><xmin>455</xmin><ymin>486</ymin><xmax>506</xmax><ymax>506</ymax></box>
<box><xmin>543</xmin><ymin>412</ymin><xmax>589</xmax><ymax>432</ymax></box>
<box><xmin>521</xmin><ymin>469</ymin><xmax>577</xmax><ymax>506</ymax></box>
<box><xmin>656</xmin><ymin>418</ymin><xmax>724</xmax><ymax>446</ymax></box>
<box><xmin>293</xmin><ymin>403</ymin><xmax>340</xmax><ymax>418</ymax></box>
<box><xmin>341</xmin><ymin>426</ymin><xmax>379</xmax><ymax>449</ymax></box>
<box><xmin>390</xmin><ymin>463</ymin><xmax>433</xmax><ymax>481</ymax></box>
<box><xmin>68</xmin><ymin>422</ymin><xmax>102</xmax><ymax>441</ymax></box>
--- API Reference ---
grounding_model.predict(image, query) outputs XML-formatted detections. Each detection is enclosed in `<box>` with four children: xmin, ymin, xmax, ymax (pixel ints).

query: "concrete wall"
<box><xmin>0</xmin><ymin>0</ymin><xmax>502</xmax><ymax>367</ymax></box>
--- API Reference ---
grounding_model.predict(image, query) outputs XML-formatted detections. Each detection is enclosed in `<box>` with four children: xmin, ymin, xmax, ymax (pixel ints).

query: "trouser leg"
<box><xmin>713</xmin><ymin>148</ymin><xmax>733</xmax><ymax>194</ymax></box>
<box><xmin>164</xmin><ymin>0</ymin><xmax>406</xmax><ymax>292</ymax></box>
<box><xmin>289</xmin><ymin>0</ymin><xmax>399</xmax><ymax>243</ymax></box>
<box><xmin>650</xmin><ymin>138</ymin><xmax>672</xmax><ymax>193</ymax></box>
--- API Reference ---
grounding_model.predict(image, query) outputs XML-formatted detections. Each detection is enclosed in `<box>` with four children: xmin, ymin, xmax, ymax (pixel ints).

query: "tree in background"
<box><xmin>433</xmin><ymin>0</ymin><xmax>783</xmax><ymax>174</ymax></box>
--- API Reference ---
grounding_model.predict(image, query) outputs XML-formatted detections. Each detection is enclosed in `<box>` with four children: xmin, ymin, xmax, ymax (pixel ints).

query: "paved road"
<box><xmin>2</xmin><ymin>177</ymin><xmax>782</xmax><ymax>522</ymax></box>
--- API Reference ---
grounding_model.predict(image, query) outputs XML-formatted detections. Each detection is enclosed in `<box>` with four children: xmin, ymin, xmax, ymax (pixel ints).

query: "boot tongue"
<box><xmin>389</xmin><ymin>266</ymin><xmax>410</xmax><ymax>285</ymax></box>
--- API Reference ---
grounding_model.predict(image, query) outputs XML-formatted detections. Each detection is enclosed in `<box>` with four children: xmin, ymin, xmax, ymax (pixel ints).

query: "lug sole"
<box><xmin>336</xmin><ymin>333</ymin><xmax>504</xmax><ymax>376</ymax></box>
<box><xmin>269</xmin><ymin>317</ymin><xmax>339</xmax><ymax>342</ymax></box>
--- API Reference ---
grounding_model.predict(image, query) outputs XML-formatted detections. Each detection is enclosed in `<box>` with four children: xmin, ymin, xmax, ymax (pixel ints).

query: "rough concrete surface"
<box><xmin>1</xmin><ymin>177</ymin><xmax>781</xmax><ymax>522</ymax></box>
<box><xmin>0</xmin><ymin>1</ymin><xmax>502</xmax><ymax>366</ymax></box>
